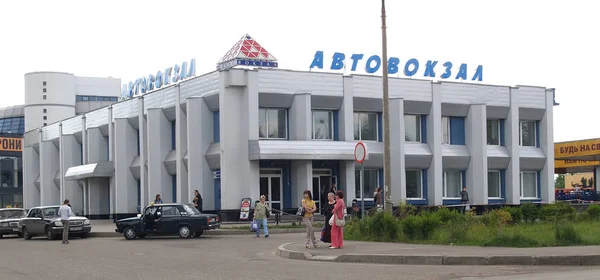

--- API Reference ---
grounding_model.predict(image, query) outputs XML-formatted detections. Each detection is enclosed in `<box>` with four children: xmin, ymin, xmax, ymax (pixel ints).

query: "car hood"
<box><xmin>0</xmin><ymin>218</ymin><xmax>24</xmax><ymax>223</ymax></box>
<box><xmin>116</xmin><ymin>217</ymin><xmax>140</xmax><ymax>223</ymax></box>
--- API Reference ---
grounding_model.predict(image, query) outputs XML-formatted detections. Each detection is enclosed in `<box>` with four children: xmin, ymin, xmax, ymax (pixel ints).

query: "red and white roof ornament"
<box><xmin>217</xmin><ymin>34</ymin><xmax>278</xmax><ymax>71</ymax></box>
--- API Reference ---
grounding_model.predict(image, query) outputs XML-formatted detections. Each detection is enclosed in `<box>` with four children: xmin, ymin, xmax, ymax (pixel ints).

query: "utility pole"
<box><xmin>381</xmin><ymin>0</ymin><xmax>392</xmax><ymax>213</ymax></box>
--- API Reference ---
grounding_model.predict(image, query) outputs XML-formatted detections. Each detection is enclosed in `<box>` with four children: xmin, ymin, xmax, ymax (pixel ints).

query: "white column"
<box><xmin>87</xmin><ymin>127</ymin><xmax>109</xmax><ymax>217</ymax></box>
<box><xmin>147</xmin><ymin>108</ymin><xmax>172</xmax><ymax>203</ymax></box>
<box><xmin>289</xmin><ymin>93</ymin><xmax>312</xmax><ymax>140</ymax></box>
<box><xmin>138</xmin><ymin>98</ymin><xmax>149</xmax><ymax>207</ymax></box>
<box><xmin>175</xmin><ymin>86</ymin><xmax>189</xmax><ymax>203</ymax></box>
<box><xmin>506</xmin><ymin>87</ymin><xmax>521</xmax><ymax>205</ymax></box>
<box><xmin>341</xmin><ymin>161</ymin><xmax>356</xmax><ymax>203</ymax></box>
<box><xmin>39</xmin><ymin>140</ymin><xmax>60</xmax><ymax>206</ymax></box>
<box><xmin>340</xmin><ymin>77</ymin><xmax>355</xmax><ymax>141</ymax></box>
<box><xmin>114</xmin><ymin>118</ymin><xmax>138</xmax><ymax>216</ymax></box>
<box><xmin>466</xmin><ymin>104</ymin><xmax>488</xmax><ymax>205</ymax></box>
<box><xmin>595</xmin><ymin>166</ymin><xmax>600</xmax><ymax>190</ymax></box>
<box><xmin>540</xmin><ymin>89</ymin><xmax>555</xmax><ymax>203</ymax></box>
<box><xmin>291</xmin><ymin>161</ymin><xmax>312</xmax><ymax>208</ymax></box>
<box><xmin>108</xmin><ymin>107</ymin><xmax>116</xmax><ymax>218</ymax></box>
<box><xmin>186</xmin><ymin>97</ymin><xmax>214</xmax><ymax>210</ymax></box>
<box><xmin>390</xmin><ymin>98</ymin><xmax>406</xmax><ymax>202</ymax></box>
<box><xmin>61</xmin><ymin>134</ymin><xmax>83</xmax><ymax>214</ymax></box>
<box><xmin>427</xmin><ymin>83</ymin><xmax>443</xmax><ymax>205</ymax></box>
<box><xmin>81</xmin><ymin>116</ymin><xmax>89</xmax><ymax>216</ymax></box>
<box><xmin>23</xmin><ymin>145</ymin><xmax>40</xmax><ymax>208</ymax></box>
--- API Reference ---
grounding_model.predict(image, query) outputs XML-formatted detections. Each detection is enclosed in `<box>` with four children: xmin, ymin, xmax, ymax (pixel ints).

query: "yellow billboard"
<box><xmin>554</xmin><ymin>159</ymin><xmax>600</xmax><ymax>168</ymax></box>
<box><xmin>0</xmin><ymin>137</ymin><xmax>21</xmax><ymax>152</ymax></box>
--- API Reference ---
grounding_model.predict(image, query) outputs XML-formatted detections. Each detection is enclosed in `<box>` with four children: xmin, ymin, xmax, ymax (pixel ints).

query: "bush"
<box><xmin>401</xmin><ymin>215</ymin><xmax>420</xmax><ymax>239</ymax></box>
<box><xmin>395</xmin><ymin>200</ymin><xmax>417</xmax><ymax>220</ymax></box>
<box><xmin>540</xmin><ymin>202</ymin><xmax>576</xmax><ymax>222</ymax></box>
<box><xmin>482</xmin><ymin>209</ymin><xmax>512</xmax><ymax>228</ymax></box>
<box><xmin>365</xmin><ymin>212</ymin><xmax>400</xmax><ymax>241</ymax></box>
<box><xmin>418</xmin><ymin>212</ymin><xmax>442</xmax><ymax>239</ymax></box>
<box><xmin>555</xmin><ymin>223</ymin><xmax>583</xmax><ymax>246</ymax></box>
<box><xmin>435</xmin><ymin>207</ymin><xmax>464</xmax><ymax>224</ymax></box>
<box><xmin>586</xmin><ymin>204</ymin><xmax>600</xmax><ymax>221</ymax></box>
<box><xmin>502</xmin><ymin>206</ymin><xmax>523</xmax><ymax>224</ymax></box>
<box><xmin>520</xmin><ymin>203</ymin><xmax>539</xmax><ymax>223</ymax></box>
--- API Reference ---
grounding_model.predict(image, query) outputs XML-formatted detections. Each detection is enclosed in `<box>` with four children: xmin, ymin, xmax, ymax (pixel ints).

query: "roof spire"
<box><xmin>217</xmin><ymin>34</ymin><xmax>278</xmax><ymax>71</ymax></box>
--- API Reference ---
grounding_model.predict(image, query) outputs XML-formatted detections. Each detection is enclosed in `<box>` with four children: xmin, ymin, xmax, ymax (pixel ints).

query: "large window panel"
<box><xmin>312</xmin><ymin>111</ymin><xmax>333</xmax><ymax>140</ymax></box>
<box><xmin>406</xmin><ymin>170</ymin><xmax>423</xmax><ymax>199</ymax></box>
<box><xmin>442</xmin><ymin>117</ymin><xmax>450</xmax><ymax>144</ymax></box>
<box><xmin>405</xmin><ymin>115</ymin><xmax>421</xmax><ymax>142</ymax></box>
<box><xmin>354</xmin><ymin>169</ymin><xmax>378</xmax><ymax>199</ymax></box>
<box><xmin>353</xmin><ymin>112</ymin><xmax>378</xmax><ymax>141</ymax></box>
<box><xmin>259</xmin><ymin>108</ymin><xmax>287</xmax><ymax>139</ymax></box>
<box><xmin>520</xmin><ymin>121</ymin><xmax>536</xmax><ymax>147</ymax></box>
<box><xmin>520</xmin><ymin>171</ymin><xmax>537</xmax><ymax>198</ymax></box>
<box><xmin>488</xmin><ymin>171</ymin><xmax>501</xmax><ymax>198</ymax></box>
<box><xmin>443</xmin><ymin>171</ymin><xmax>461</xmax><ymax>198</ymax></box>
<box><xmin>487</xmin><ymin>120</ymin><xmax>500</xmax><ymax>145</ymax></box>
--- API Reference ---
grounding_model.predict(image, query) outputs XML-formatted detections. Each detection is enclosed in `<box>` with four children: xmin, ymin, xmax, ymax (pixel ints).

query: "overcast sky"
<box><xmin>0</xmin><ymin>0</ymin><xmax>597</xmax><ymax>142</ymax></box>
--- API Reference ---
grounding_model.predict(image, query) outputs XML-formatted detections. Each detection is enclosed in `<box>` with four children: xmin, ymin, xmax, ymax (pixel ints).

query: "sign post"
<box><xmin>354</xmin><ymin>142</ymin><xmax>368</xmax><ymax>218</ymax></box>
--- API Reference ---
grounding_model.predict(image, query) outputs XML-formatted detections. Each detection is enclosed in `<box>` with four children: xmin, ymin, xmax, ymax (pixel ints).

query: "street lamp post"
<box><xmin>381</xmin><ymin>0</ymin><xmax>392</xmax><ymax>213</ymax></box>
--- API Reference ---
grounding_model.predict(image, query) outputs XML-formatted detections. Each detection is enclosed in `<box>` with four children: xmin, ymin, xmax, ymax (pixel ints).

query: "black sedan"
<box><xmin>115</xmin><ymin>203</ymin><xmax>220</xmax><ymax>240</ymax></box>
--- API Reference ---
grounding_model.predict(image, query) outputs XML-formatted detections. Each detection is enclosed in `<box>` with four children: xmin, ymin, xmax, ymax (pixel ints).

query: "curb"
<box><xmin>276</xmin><ymin>243</ymin><xmax>600</xmax><ymax>266</ymax></box>
<box><xmin>90</xmin><ymin>228</ymin><xmax>307</xmax><ymax>238</ymax></box>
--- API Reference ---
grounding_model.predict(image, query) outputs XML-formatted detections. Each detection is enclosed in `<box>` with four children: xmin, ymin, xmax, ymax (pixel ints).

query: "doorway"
<box><xmin>259</xmin><ymin>169</ymin><xmax>283</xmax><ymax>211</ymax></box>
<box><xmin>312</xmin><ymin>169</ymin><xmax>337</xmax><ymax>214</ymax></box>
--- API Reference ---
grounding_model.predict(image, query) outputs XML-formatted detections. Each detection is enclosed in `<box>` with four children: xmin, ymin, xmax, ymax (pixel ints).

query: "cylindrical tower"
<box><xmin>24</xmin><ymin>72</ymin><xmax>76</xmax><ymax>132</ymax></box>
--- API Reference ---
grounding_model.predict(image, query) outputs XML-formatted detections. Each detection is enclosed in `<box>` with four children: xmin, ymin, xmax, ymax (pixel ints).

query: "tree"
<box><xmin>555</xmin><ymin>174</ymin><xmax>565</xmax><ymax>189</ymax></box>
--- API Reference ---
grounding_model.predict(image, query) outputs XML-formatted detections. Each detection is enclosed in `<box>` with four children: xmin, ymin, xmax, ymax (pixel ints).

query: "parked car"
<box><xmin>18</xmin><ymin>206</ymin><xmax>92</xmax><ymax>240</ymax></box>
<box><xmin>115</xmin><ymin>203</ymin><xmax>220</xmax><ymax>240</ymax></box>
<box><xmin>0</xmin><ymin>208</ymin><xmax>27</xmax><ymax>238</ymax></box>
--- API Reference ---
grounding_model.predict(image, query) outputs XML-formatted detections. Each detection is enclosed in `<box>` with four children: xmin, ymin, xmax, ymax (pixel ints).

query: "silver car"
<box><xmin>0</xmin><ymin>208</ymin><xmax>27</xmax><ymax>238</ymax></box>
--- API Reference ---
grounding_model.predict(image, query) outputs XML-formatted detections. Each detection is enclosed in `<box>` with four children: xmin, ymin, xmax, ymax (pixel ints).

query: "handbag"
<box><xmin>250</xmin><ymin>220</ymin><xmax>259</xmax><ymax>232</ymax></box>
<box><xmin>328</xmin><ymin>215</ymin><xmax>334</xmax><ymax>226</ymax></box>
<box><xmin>335</xmin><ymin>213</ymin><xmax>346</xmax><ymax>227</ymax></box>
<box><xmin>296</xmin><ymin>207</ymin><xmax>305</xmax><ymax>217</ymax></box>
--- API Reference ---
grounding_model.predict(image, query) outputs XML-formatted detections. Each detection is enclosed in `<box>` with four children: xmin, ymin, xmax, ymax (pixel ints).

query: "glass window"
<box><xmin>488</xmin><ymin>171</ymin><xmax>501</xmax><ymax>198</ymax></box>
<box><xmin>406</xmin><ymin>170</ymin><xmax>423</xmax><ymax>199</ymax></box>
<box><xmin>354</xmin><ymin>169</ymin><xmax>378</xmax><ymax>199</ymax></box>
<box><xmin>520</xmin><ymin>171</ymin><xmax>537</xmax><ymax>198</ymax></box>
<box><xmin>76</xmin><ymin>96</ymin><xmax>83</xmax><ymax>101</ymax></box>
<box><xmin>487</xmin><ymin>120</ymin><xmax>500</xmax><ymax>145</ymax></box>
<box><xmin>443</xmin><ymin>171</ymin><xmax>461</xmax><ymax>198</ymax></box>
<box><xmin>43</xmin><ymin>95</ymin><xmax>47</xmax><ymax>100</ymax></box>
<box><xmin>520</xmin><ymin>121</ymin><xmax>536</xmax><ymax>147</ymax></box>
<box><xmin>42</xmin><ymin>207</ymin><xmax>60</xmax><ymax>217</ymax></box>
<box><xmin>312</xmin><ymin>111</ymin><xmax>333</xmax><ymax>140</ymax></box>
<box><xmin>442</xmin><ymin>117</ymin><xmax>450</xmax><ymax>144</ymax></box>
<box><xmin>161</xmin><ymin>206</ymin><xmax>179</xmax><ymax>216</ymax></box>
<box><xmin>353</xmin><ymin>112</ymin><xmax>378</xmax><ymax>141</ymax></box>
<box><xmin>405</xmin><ymin>115</ymin><xmax>421</xmax><ymax>142</ymax></box>
<box><xmin>259</xmin><ymin>108</ymin><xmax>287</xmax><ymax>139</ymax></box>
<box><xmin>82</xmin><ymin>96</ymin><xmax>89</xmax><ymax>101</ymax></box>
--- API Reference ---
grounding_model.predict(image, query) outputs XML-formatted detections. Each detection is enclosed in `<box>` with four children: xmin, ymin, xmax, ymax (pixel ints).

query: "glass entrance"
<box><xmin>259</xmin><ymin>169</ymin><xmax>283</xmax><ymax>211</ymax></box>
<box><xmin>312</xmin><ymin>169</ymin><xmax>336</xmax><ymax>214</ymax></box>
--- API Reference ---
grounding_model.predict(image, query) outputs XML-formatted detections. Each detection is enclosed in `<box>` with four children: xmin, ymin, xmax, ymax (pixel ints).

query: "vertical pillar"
<box><xmin>138</xmin><ymin>98</ymin><xmax>149</xmax><ymax>207</ymax></box>
<box><xmin>341</xmin><ymin>161</ymin><xmax>356</xmax><ymax>202</ymax></box>
<box><xmin>61</xmin><ymin>134</ymin><xmax>83</xmax><ymax>214</ymax></box>
<box><xmin>39</xmin><ymin>140</ymin><xmax>60</xmax><ymax>206</ymax></box>
<box><xmin>427</xmin><ymin>83</ymin><xmax>443</xmax><ymax>205</ymax></box>
<box><xmin>340</xmin><ymin>77</ymin><xmax>355</xmax><ymax>141</ymax></box>
<box><xmin>291</xmin><ymin>161</ymin><xmax>312</xmax><ymax>208</ymax></box>
<box><xmin>147</xmin><ymin>108</ymin><xmax>172</xmax><ymax>203</ymax></box>
<box><xmin>23</xmin><ymin>145</ymin><xmax>40</xmax><ymax>208</ymax></box>
<box><xmin>114</xmin><ymin>118</ymin><xmax>138</xmax><ymax>218</ymax></box>
<box><xmin>390</xmin><ymin>98</ymin><xmax>406</xmax><ymax>202</ymax></box>
<box><xmin>595</xmin><ymin>166</ymin><xmax>600</xmax><ymax>191</ymax></box>
<box><xmin>466</xmin><ymin>104</ymin><xmax>488</xmax><ymax>205</ymax></box>
<box><xmin>506</xmin><ymin>87</ymin><xmax>521</xmax><ymax>205</ymax></box>
<box><xmin>87</xmin><ymin>127</ymin><xmax>109</xmax><ymax>218</ymax></box>
<box><xmin>175</xmin><ymin>86</ymin><xmax>189</xmax><ymax>203</ymax></box>
<box><xmin>540</xmin><ymin>89</ymin><xmax>555</xmax><ymax>203</ymax></box>
<box><xmin>108</xmin><ymin>107</ymin><xmax>115</xmax><ymax>218</ymax></box>
<box><xmin>186</xmin><ymin>97</ymin><xmax>214</xmax><ymax>210</ymax></box>
<box><xmin>81</xmin><ymin>116</ymin><xmax>89</xmax><ymax>215</ymax></box>
<box><xmin>289</xmin><ymin>93</ymin><xmax>312</xmax><ymax>140</ymax></box>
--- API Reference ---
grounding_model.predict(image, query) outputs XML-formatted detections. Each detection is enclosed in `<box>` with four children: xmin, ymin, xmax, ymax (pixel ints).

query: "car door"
<box><xmin>155</xmin><ymin>206</ymin><xmax>180</xmax><ymax>233</ymax></box>
<box><xmin>141</xmin><ymin>206</ymin><xmax>157</xmax><ymax>233</ymax></box>
<box><xmin>28</xmin><ymin>209</ymin><xmax>43</xmax><ymax>234</ymax></box>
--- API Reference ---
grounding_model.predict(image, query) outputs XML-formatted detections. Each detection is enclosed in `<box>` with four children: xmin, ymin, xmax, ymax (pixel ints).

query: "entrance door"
<box><xmin>313</xmin><ymin>169</ymin><xmax>334</xmax><ymax>214</ymax></box>
<box><xmin>259</xmin><ymin>169</ymin><xmax>283</xmax><ymax>212</ymax></box>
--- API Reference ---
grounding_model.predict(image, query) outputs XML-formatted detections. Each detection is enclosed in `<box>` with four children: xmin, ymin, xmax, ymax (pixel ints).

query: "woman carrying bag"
<box><xmin>330</xmin><ymin>190</ymin><xmax>346</xmax><ymax>249</ymax></box>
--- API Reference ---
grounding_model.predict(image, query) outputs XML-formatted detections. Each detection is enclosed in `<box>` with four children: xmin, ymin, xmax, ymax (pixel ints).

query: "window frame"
<box><xmin>442</xmin><ymin>116</ymin><xmax>450</xmax><ymax>144</ymax></box>
<box><xmin>487</xmin><ymin>119</ymin><xmax>501</xmax><ymax>146</ymax></box>
<box><xmin>258</xmin><ymin>108</ymin><xmax>288</xmax><ymax>140</ymax></box>
<box><xmin>519</xmin><ymin>171</ymin><xmax>538</xmax><ymax>199</ymax></box>
<box><xmin>354</xmin><ymin>169</ymin><xmax>379</xmax><ymax>200</ymax></box>
<box><xmin>311</xmin><ymin>110</ymin><xmax>334</xmax><ymax>140</ymax></box>
<box><xmin>404</xmin><ymin>114</ymin><xmax>422</xmax><ymax>143</ymax></box>
<box><xmin>519</xmin><ymin>121</ymin><xmax>537</xmax><ymax>147</ymax></box>
<box><xmin>442</xmin><ymin>170</ymin><xmax>462</xmax><ymax>199</ymax></box>
<box><xmin>353</xmin><ymin>112</ymin><xmax>379</xmax><ymax>141</ymax></box>
<box><xmin>42</xmin><ymin>95</ymin><xmax>47</xmax><ymax>100</ymax></box>
<box><xmin>487</xmin><ymin>170</ymin><xmax>502</xmax><ymax>199</ymax></box>
<box><xmin>405</xmin><ymin>169</ymin><xmax>423</xmax><ymax>200</ymax></box>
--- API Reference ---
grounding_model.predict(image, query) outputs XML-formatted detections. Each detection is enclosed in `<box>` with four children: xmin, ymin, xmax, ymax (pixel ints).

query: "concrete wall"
<box><xmin>114</xmin><ymin>118</ymin><xmax>138</xmax><ymax>216</ymax></box>
<box><xmin>23</xmin><ymin>145</ymin><xmax>40</xmax><ymax>208</ymax></box>
<box><xmin>146</xmin><ymin>109</ymin><xmax>172</xmax><ymax>203</ymax></box>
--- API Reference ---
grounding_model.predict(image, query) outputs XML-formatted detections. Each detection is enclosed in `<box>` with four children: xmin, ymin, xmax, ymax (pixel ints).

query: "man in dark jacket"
<box><xmin>460</xmin><ymin>187</ymin><xmax>469</xmax><ymax>214</ymax></box>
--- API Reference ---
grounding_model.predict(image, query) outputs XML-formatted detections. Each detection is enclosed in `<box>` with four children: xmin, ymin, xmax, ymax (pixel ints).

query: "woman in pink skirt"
<box><xmin>330</xmin><ymin>190</ymin><xmax>346</xmax><ymax>249</ymax></box>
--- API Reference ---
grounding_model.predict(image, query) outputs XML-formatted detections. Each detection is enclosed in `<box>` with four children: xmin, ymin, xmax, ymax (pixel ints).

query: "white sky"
<box><xmin>0</xmin><ymin>0</ymin><xmax>597</xmax><ymax>142</ymax></box>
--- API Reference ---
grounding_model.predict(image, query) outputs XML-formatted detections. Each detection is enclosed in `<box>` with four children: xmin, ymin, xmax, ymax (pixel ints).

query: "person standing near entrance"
<box><xmin>301</xmin><ymin>190</ymin><xmax>318</xmax><ymax>248</ymax></box>
<box><xmin>58</xmin><ymin>199</ymin><xmax>74</xmax><ymax>244</ymax></box>
<box><xmin>253</xmin><ymin>195</ymin><xmax>270</xmax><ymax>238</ymax></box>
<box><xmin>193</xmin><ymin>190</ymin><xmax>203</xmax><ymax>212</ymax></box>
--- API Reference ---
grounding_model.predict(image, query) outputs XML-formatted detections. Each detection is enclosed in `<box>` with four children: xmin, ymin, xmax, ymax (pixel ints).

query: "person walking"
<box><xmin>374</xmin><ymin>187</ymin><xmax>383</xmax><ymax>211</ymax></box>
<box><xmin>193</xmin><ymin>190</ymin><xmax>203</xmax><ymax>212</ymax></box>
<box><xmin>301</xmin><ymin>190</ymin><xmax>318</xmax><ymax>248</ymax></box>
<box><xmin>253</xmin><ymin>195</ymin><xmax>270</xmax><ymax>238</ymax></box>
<box><xmin>460</xmin><ymin>186</ymin><xmax>470</xmax><ymax>214</ymax></box>
<box><xmin>58</xmin><ymin>199</ymin><xmax>74</xmax><ymax>244</ymax></box>
<box><xmin>330</xmin><ymin>190</ymin><xmax>346</xmax><ymax>249</ymax></box>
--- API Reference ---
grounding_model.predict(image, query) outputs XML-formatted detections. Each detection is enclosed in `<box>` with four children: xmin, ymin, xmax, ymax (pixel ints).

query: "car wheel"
<box><xmin>17</xmin><ymin>232</ymin><xmax>23</xmax><ymax>238</ymax></box>
<box><xmin>194</xmin><ymin>230</ymin><xmax>204</xmax><ymax>238</ymax></box>
<box><xmin>22</xmin><ymin>227</ymin><xmax>32</xmax><ymax>240</ymax></box>
<box><xmin>179</xmin><ymin>225</ymin><xmax>192</xmax><ymax>238</ymax></box>
<box><xmin>46</xmin><ymin>226</ymin><xmax>56</xmax><ymax>240</ymax></box>
<box><xmin>124</xmin><ymin>227</ymin><xmax>137</xmax><ymax>240</ymax></box>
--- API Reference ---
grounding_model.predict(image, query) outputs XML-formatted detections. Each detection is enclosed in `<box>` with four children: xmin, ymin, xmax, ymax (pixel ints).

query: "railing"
<box><xmin>556</xmin><ymin>191</ymin><xmax>600</xmax><ymax>202</ymax></box>
<box><xmin>270</xmin><ymin>208</ymin><xmax>301</xmax><ymax>225</ymax></box>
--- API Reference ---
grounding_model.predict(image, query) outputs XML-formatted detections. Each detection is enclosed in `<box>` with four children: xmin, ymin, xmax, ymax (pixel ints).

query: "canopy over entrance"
<box><xmin>64</xmin><ymin>162</ymin><xmax>114</xmax><ymax>181</ymax></box>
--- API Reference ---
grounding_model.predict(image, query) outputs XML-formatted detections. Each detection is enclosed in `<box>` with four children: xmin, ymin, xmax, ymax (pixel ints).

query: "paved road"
<box><xmin>0</xmin><ymin>233</ymin><xmax>597</xmax><ymax>280</ymax></box>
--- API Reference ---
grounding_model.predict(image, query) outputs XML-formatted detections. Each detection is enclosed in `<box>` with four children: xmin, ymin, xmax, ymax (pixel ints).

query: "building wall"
<box><xmin>22</xmin><ymin>69</ymin><xmax>554</xmax><ymax>218</ymax></box>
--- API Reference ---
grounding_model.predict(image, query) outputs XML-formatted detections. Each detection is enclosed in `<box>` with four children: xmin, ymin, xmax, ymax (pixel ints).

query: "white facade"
<box><xmin>22</xmin><ymin>68</ymin><xmax>555</xmax><ymax>220</ymax></box>
<box><xmin>24</xmin><ymin>72</ymin><xmax>120</xmax><ymax>132</ymax></box>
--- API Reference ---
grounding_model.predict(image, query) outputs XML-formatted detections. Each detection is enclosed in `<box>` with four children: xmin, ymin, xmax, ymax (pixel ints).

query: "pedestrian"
<box><xmin>13</xmin><ymin>203</ymin><xmax>19</xmax><ymax>208</ymax></box>
<box><xmin>374</xmin><ymin>187</ymin><xmax>383</xmax><ymax>211</ymax></box>
<box><xmin>460</xmin><ymin>186</ymin><xmax>469</xmax><ymax>214</ymax></box>
<box><xmin>301</xmin><ymin>190</ymin><xmax>318</xmax><ymax>248</ymax></box>
<box><xmin>58</xmin><ymin>199</ymin><xmax>74</xmax><ymax>244</ymax></box>
<box><xmin>193</xmin><ymin>190</ymin><xmax>203</xmax><ymax>212</ymax></box>
<box><xmin>330</xmin><ymin>190</ymin><xmax>346</xmax><ymax>249</ymax></box>
<box><xmin>351</xmin><ymin>199</ymin><xmax>362</xmax><ymax>219</ymax></box>
<box><xmin>253</xmin><ymin>195</ymin><xmax>269</xmax><ymax>238</ymax></box>
<box><xmin>154</xmin><ymin>194</ymin><xmax>163</xmax><ymax>204</ymax></box>
<box><xmin>322</xmin><ymin>192</ymin><xmax>336</xmax><ymax>243</ymax></box>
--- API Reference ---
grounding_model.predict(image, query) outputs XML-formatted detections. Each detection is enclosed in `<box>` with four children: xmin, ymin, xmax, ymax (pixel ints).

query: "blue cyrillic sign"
<box><xmin>309</xmin><ymin>51</ymin><xmax>483</xmax><ymax>82</ymax></box>
<box><xmin>121</xmin><ymin>59</ymin><xmax>197</xmax><ymax>100</ymax></box>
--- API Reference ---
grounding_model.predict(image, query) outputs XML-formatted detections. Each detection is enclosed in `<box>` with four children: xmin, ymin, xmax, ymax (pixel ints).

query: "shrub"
<box><xmin>540</xmin><ymin>202</ymin><xmax>576</xmax><ymax>222</ymax></box>
<box><xmin>365</xmin><ymin>212</ymin><xmax>400</xmax><ymax>241</ymax></box>
<box><xmin>395</xmin><ymin>200</ymin><xmax>417</xmax><ymax>220</ymax></box>
<box><xmin>401</xmin><ymin>215</ymin><xmax>420</xmax><ymax>239</ymax></box>
<box><xmin>418</xmin><ymin>212</ymin><xmax>442</xmax><ymax>239</ymax></box>
<box><xmin>482</xmin><ymin>209</ymin><xmax>512</xmax><ymax>228</ymax></box>
<box><xmin>502</xmin><ymin>206</ymin><xmax>523</xmax><ymax>224</ymax></box>
<box><xmin>447</xmin><ymin>218</ymin><xmax>469</xmax><ymax>243</ymax></box>
<box><xmin>520</xmin><ymin>203</ymin><xmax>539</xmax><ymax>223</ymax></box>
<box><xmin>435</xmin><ymin>207</ymin><xmax>464</xmax><ymax>224</ymax></box>
<box><xmin>555</xmin><ymin>223</ymin><xmax>583</xmax><ymax>246</ymax></box>
<box><xmin>586</xmin><ymin>204</ymin><xmax>600</xmax><ymax>221</ymax></box>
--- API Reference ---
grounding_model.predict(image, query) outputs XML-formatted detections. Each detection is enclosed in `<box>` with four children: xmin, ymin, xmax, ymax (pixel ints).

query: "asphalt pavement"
<box><xmin>0</xmin><ymin>233</ymin><xmax>598</xmax><ymax>280</ymax></box>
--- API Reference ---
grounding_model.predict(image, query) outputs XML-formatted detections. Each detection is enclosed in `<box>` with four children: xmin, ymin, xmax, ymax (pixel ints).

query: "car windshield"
<box><xmin>182</xmin><ymin>204</ymin><xmax>200</xmax><ymax>215</ymax></box>
<box><xmin>0</xmin><ymin>210</ymin><xmax>27</xmax><ymax>219</ymax></box>
<box><xmin>42</xmin><ymin>207</ymin><xmax>60</xmax><ymax>217</ymax></box>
